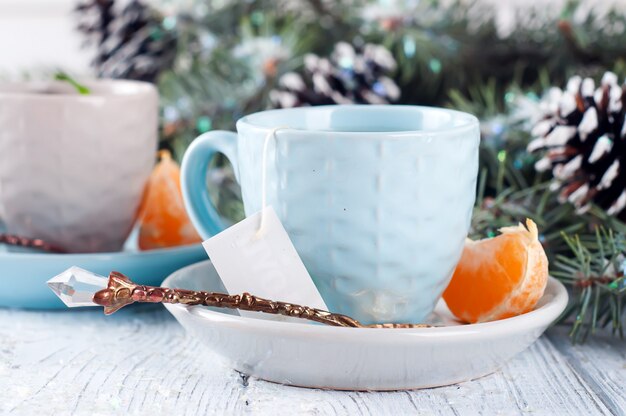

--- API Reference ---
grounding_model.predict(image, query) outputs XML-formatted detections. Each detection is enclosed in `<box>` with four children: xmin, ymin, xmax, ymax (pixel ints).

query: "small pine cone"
<box><xmin>270</xmin><ymin>42</ymin><xmax>400</xmax><ymax>108</ymax></box>
<box><xmin>76</xmin><ymin>0</ymin><xmax>176</xmax><ymax>83</ymax></box>
<box><xmin>528</xmin><ymin>72</ymin><xmax>626</xmax><ymax>219</ymax></box>
<box><xmin>75</xmin><ymin>0</ymin><xmax>115</xmax><ymax>51</ymax></box>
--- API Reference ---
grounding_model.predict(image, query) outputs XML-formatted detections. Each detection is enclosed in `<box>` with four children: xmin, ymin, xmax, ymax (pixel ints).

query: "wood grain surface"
<box><xmin>0</xmin><ymin>307</ymin><xmax>624</xmax><ymax>416</ymax></box>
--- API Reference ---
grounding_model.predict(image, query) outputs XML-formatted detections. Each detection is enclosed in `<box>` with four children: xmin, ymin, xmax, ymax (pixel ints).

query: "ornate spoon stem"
<box><xmin>93</xmin><ymin>271</ymin><xmax>429</xmax><ymax>328</ymax></box>
<box><xmin>47</xmin><ymin>267</ymin><xmax>429</xmax><ymax>329</ymax></box>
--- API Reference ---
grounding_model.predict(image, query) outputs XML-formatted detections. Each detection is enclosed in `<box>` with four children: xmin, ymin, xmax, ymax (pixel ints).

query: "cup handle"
<box><xmin>180</xmin><ymin>130</ymin><xmax>239</xmax><ymax>239</ymax></box>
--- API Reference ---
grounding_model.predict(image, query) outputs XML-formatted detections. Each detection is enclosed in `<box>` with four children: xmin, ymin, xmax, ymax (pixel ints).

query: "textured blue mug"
<box><xmin>181</xmin><ymin>105</ymin><xmax>479</xmax><ymax>324</ymax></box>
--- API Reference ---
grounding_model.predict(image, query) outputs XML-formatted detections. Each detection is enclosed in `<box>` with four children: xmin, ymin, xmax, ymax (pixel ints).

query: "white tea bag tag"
<box><xmin>202</xmin><ymin>206</ymin><xmax>327</xmax><ymax>321</ymax></box>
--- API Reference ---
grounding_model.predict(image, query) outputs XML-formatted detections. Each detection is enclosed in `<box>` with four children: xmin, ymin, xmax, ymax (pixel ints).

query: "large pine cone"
<box><xmin>528</xmin><ymin>72</ymin><xmax>626</xmax><ymax>219</ymax></box>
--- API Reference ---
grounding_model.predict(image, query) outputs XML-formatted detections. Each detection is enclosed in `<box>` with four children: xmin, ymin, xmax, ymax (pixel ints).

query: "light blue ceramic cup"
<box><xmin>181</xmin><ymin>105</ymin><xmax>479</xmax><ymax>324</ymax></box>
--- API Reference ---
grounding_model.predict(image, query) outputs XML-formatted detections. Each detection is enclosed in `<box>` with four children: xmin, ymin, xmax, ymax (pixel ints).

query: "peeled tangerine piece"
<box><xmin>137</xmin><ymin>150</ymin><xmax>202</xmax><ymax>250</ymax></box>
<box><xmin>443</xmin><ymin>219</ymin><xmax>549</xmax><ymax>324</ymax></box>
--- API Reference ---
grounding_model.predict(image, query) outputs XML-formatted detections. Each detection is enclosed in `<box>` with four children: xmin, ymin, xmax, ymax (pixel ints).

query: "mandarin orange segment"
<box><xmin>443</xmin><ymin>219</ymin><xmax>549</xmax><ymax>323</ymax></box>
<box><xmin>137</xmin><ymin>150</ymin><xmax>202</xmax><ymax>250</ymax></box>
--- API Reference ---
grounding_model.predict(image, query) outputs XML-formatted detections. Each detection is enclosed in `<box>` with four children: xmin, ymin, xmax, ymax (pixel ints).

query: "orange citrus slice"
<box><xmin>443</xmin><ymin>219</ymin><xmax>549</xmax><ymax>323</ymax></box>
<box><xmin>137</xmin><ymin>150</ymin><xmax>202</xmax><ymax>250</ymax></box>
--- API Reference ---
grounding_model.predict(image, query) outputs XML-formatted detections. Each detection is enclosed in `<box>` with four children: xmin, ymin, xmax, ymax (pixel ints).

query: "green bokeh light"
<box><xmin>196</xmin><ymin>116</ymin><xmax>213</xmax><ymax>133</ymax></box>
<box><xmin>162</xmin><ymin>16</ymin><xmax>176</xmax><ymax>31</ymax></box>
<box><xmin>428</xmin><ymin>58</ymin><xmax>442</xmax><ymax>74</ymax></box>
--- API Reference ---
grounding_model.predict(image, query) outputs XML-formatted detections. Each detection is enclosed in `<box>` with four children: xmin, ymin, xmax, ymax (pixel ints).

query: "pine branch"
<box><xmin>553</xmin><ymin>228</ymin><xmax>626</xmax><ymax>343</ymax></box>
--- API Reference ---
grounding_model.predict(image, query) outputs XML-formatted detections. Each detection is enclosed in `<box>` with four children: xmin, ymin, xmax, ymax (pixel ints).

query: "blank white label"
<box><xmin>203</xmin><ymin>206</ymin><xmax>327</xmax><ymax>321</ymax></box>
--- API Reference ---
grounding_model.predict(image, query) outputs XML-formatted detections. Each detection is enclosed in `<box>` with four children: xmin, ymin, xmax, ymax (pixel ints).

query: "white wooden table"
<box><xmin>1</xmin><ymin>306</ymin><xmax>624</xmax><ymax>416</ymax></box>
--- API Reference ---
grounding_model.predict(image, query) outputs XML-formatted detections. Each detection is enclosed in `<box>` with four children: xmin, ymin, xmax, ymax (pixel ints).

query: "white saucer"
<box><xmin>163</xmin><ymin>260</ymin><xmax>568</xmax><ymax>391</ymax></box>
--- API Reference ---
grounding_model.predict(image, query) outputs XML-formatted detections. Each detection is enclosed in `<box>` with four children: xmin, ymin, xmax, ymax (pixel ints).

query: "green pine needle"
<box><xmin>555</xmin><ymin>229</ymin><xmax>625</xmax><ymax>343</ymax></box>
<box><xmin>54</xmin><ymin>72</ymin><xmax>91</xmax><ymax>95</ymax></box>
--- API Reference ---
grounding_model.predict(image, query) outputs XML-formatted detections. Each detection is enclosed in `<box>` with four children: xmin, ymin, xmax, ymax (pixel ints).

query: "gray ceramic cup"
<box><xmin>0</xmin><ymin>80</ymin><xmax>157</xmax><ymax>252</ymax></box>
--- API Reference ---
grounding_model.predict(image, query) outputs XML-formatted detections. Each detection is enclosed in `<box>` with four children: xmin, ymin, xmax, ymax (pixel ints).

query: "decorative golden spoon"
<box><xmin>47</xmin><ymin>267</ymin><xmax>429</xmax><ymax>329</ymax></box>
<box><xmin>1</xmin><ymin>233</ymin><xmax>66</xmax><ymax>253</ymax></box>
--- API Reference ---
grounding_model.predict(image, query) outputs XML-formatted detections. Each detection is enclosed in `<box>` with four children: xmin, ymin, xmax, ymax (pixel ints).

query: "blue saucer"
<box><xmin>1</xmin><ymin>242</ymin><xmax>207</xmax><ymax>309</ymax></box>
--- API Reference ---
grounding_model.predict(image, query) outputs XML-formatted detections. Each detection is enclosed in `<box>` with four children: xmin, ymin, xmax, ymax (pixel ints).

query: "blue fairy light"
<box><xmin>271</xmin><ymin>35</ymin><xmax>282</xmax><ymax>45</ymax></box>
<box><xmin>428</xmin><ymin>58</ymin><xmax>442</xmax><ymax>74</ymax></box>
<box><xmin>163</xmin><ymin>106</ymin><xmax>179</xmax><ymax>122</ymax></box>
<box><xmin>525</xmin><ymin>92</ymin><xmax>539</xmax><ymax>101</ymax></box>
<box><xmin>340</xmin><ymin>68</ymin><xmax>354</xmax><ymax>80</ymax></box>
<box><xmin>373</xmin><ymin>82</ymin><xmax>386</xmax><ymax>96</ymax></box>
<box><xmin>339</xmin><ymin>57</ymin><xmax>354</xmax><ymax>69</ymax></box>
<box><xmin>491</xmin><ymin>122</ymin><xmax>504</xmax><ymax>136</ymax></box>
<box><xmin>162</xmin><ymin>16</ymin><xmax>176</xmax><ymax>31</ymax></box>
<box><xmin>403</xmin><ymin>36</ymin><xmax>416</xmax><ymax>58</ymax></box>
<box><xmin>200</xmin><ymin>33</ymin><xmax>217</xmax><ymax>50</ymax></box>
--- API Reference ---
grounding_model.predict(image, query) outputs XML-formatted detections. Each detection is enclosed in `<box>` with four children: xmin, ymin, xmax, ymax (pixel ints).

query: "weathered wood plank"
<box><xmin>0</xmin><ymin>307</ymin><xmax>620</xmax><ymax>416</ymax></box>
<box><xmin>547</xmin><ymin>326</ymin><xmax>626</xmax><ymax>415</ymax></box>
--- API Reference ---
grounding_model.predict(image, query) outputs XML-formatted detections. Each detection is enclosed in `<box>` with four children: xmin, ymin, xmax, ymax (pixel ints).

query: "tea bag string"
<box><xmin>258</xmin><ymin>126</ymin><xmax>290</xmax><ymax>236</ymax></box>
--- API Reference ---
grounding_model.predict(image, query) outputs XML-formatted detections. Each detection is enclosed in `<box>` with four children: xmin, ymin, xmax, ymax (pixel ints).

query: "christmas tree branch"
<box><xmin>553</xmin><ymin>229</ymin><xmax>626</xmax><ymax>343</ymax></box>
